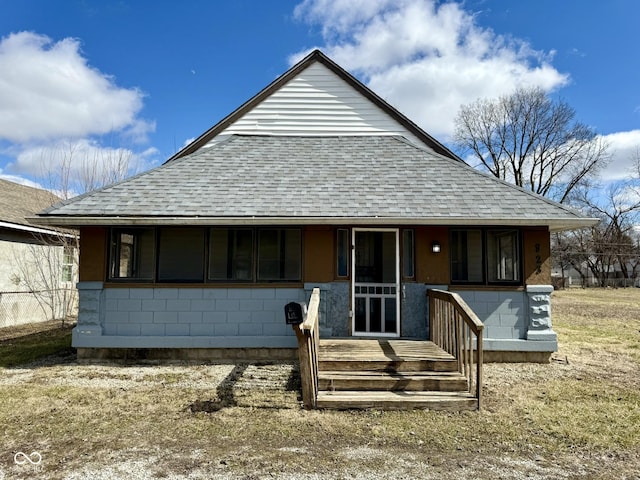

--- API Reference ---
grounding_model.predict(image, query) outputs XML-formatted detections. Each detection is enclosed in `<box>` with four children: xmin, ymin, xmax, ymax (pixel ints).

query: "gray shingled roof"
<box><xmin>36</xmin><ymin>135</ymin><xmax>595</xmax><ymax>231</ymax></box>
<box><xmin>0</xmin><ymin>178</ymin><xmax>61</xmax><ymax>230</ymax></box>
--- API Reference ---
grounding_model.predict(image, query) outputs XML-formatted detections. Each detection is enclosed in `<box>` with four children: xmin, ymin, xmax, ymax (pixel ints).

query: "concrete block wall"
<box><xmin>451</xmin><ymin>287</ymin><xmax>557</xmax><ymax>352</ymax></box>
<box><xmin>102</xmin><ymin>287</ymin><xmax>305</xmax><ymax>338</ymax></box>
<box><xmin>73</xmin><ymin>282</ymin><xmax>306</xmax><ymax>349</ymax></box>
<box><xmin>452</xmin><ymin>290</ymin><xmax>527</xmax><ymax>340</ymax></box>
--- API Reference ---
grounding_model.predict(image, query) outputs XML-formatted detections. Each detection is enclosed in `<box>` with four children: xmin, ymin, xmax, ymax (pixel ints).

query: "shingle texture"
<box><xmin>0</xmin><ymin>178</ymin><xmax>60</xmax><ymax>227</ymax></box>
<box><xmin>41</xmin><ymin>135</ymin><xmax>587</xmax><ymax>224</ymax></box>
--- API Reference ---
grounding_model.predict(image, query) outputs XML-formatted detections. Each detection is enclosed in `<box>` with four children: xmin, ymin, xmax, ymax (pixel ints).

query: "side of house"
<box><xmin>0</xmin><ymin>179</ymin><xmax>77</xmax><ymax>328</ymax></box>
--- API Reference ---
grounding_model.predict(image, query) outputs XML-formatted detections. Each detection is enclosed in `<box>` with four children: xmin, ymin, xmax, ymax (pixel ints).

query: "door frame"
<box><xmin>351</xmin><ymin>227</ymin><xmax>400</xmax><ymax>338</ymax></box>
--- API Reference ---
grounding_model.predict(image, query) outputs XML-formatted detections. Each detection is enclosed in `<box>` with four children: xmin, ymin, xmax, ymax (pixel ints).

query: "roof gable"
<box><xmin>168</xmin><ymin>50</ymin><xmax>459</xmax><ymax>162</ymax></box>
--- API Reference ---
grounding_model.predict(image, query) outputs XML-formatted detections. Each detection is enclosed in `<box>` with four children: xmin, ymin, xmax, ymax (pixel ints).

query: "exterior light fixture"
<box><xmin>432</xmin><ymin>241</ymin><xmax>441</xmax><ymax>254</ymax></box>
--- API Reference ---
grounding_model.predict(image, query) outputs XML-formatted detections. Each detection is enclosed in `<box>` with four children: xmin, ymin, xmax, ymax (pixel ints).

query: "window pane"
<box><xmin>487</xmin><ymin>230</ymin><xmax>520</xmax><ymax>282</ymax></box>
<box><xmin>110</xmin><ymin>228</ymin><xmax>155</xmax><ymax>280</ymax></box>
<box><xmin>62</xmin><ymin>245</ymin><xmax>75</xmax><ymax>282</ymax></box>
<box><xmin>257</xmin><ymin>229</ymin><xmax>301</xmax><ymax>281</ymax></box>
<box><xmin>402</xmin><ymin>229</ymin><xmax>414</xmax><ymax>278</ymax></box>
<box><xmin>208</xmin><ymin>228</ymin><xmax>253</xmax><ymax>281</ymax></box>
<box><xmin>337</xmin><ymin>229</ymin><xmax>349</xmax><ymax>277</ymax></box>
<box><xmin>157</xmin><ymin>228</ymin><xmax>205</xmax><ymax>282</ymax></box>
<box><xmin>450</xmin><ymin>229</ymin><xmax>483</xmax><ymax>282</ymax></box>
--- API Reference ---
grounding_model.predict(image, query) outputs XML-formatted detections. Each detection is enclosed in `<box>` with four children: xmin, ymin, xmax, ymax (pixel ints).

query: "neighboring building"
<box><xmin>0</xmin><ymin>178</ymin><xmax>77</xmax><ymax>327</ymax></box>
<box><xmin>35</xmin><ymin>50</ymin><xmax>596</xmax><ymax>361</ymax></box>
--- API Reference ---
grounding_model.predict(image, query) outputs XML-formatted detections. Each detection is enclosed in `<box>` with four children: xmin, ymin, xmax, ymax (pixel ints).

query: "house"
<box><xmin>34</xmin><ymin>50</ymin><xmax>596</xmax><ymax>363</ymax></box>
<box><xmin>0</xmin><ymin>178</ymin><xmax>77</xmax><ymax>327</ymax></box>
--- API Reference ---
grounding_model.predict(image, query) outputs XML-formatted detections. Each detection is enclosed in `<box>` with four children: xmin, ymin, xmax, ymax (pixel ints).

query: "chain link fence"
<box><xmin>0</xmin><ymin>289</ymin><xmax>78</xmax><ymax>329</ymax></box>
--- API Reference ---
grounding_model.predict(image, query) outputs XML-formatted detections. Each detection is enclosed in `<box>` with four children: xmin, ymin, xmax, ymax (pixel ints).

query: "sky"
<box><xmin>0</xmin><ymin>0</ymin><xmax>639</xmax><ymax>193</ymax></box>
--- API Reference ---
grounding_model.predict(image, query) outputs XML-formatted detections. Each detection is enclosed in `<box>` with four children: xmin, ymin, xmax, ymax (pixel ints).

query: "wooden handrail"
<box><xmin>427</xmin><ymin>289</ymin><xmax>484</xmax><ymax>410</ymax></box>
<box><xmin>292</xmin><ymin>288</ymin><xmax>320</xmax><ymax>409</ymax></box>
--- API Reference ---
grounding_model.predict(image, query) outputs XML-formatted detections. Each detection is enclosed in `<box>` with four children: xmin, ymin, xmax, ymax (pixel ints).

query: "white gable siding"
<box><xmin>208</xmin><ymin>63</ymin><xmax>430</xmax><ymax>150</ymax></box>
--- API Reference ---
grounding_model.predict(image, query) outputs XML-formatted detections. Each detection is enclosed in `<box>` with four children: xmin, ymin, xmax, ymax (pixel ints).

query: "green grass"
<box><xmin>0</xmin><ymin>325</ymin><xmax>73</xmax><ymax>367</ymax></box>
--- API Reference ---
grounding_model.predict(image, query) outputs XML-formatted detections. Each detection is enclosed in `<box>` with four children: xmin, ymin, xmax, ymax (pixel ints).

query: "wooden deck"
<box><xmin>316</xmin><ymin>339</ymin><xmax>478</xmax><ymax>411</ymax></box>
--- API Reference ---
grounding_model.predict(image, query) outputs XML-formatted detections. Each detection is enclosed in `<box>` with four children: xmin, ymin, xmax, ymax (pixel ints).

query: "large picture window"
<box><xmin>108</xmin><ymin>227</ymin><xmax>301</xmax><ymax>283</ymax></box>
<box><xmin>257</xmin><ymin>229</ymin><xmax>301</xmax><ymax>281</ymax></box>
<box><xmin>450</xmin><ymin>228</ymin><xmax>521</xmax><ymax>285</ymax></box>
<box><xmin>157</xmin><ymin>228</ymin><xmax>205</xmax><ymax>282</ymax></box>
<box><xmin>208</xmin><ymin>228</ymin><xmax>253</xmax><ymax>281</ymax></box>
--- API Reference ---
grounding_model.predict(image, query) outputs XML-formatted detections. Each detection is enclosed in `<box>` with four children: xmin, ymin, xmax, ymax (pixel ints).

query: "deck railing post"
<box><xmin>427</xmin><ymin>289</ymin><xmax>484</xmax><ymax>410</ymax></box>
<box><xmin>292</xmin><ymin>287</ymin><xmax>321</xmax><ymax>409</ymax></box>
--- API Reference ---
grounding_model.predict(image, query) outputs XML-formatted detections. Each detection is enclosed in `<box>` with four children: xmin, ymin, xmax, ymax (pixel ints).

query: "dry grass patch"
<box><xmin>1</xmin><ymin>289</ymin><xmax>640</xmax><ymax>479</ymax></box>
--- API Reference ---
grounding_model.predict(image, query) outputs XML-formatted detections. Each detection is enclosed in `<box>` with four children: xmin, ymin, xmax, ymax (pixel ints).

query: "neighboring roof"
<box><xmin>0</xmin><ymin>178</ymin><xmax>63</xmax><ymax>235</ymax></box>
<box><xmin>36</xmin><ymin>135</ymin><xmax>596</xmax><ymax>232</ymax></box>
<box><xmin>167</xmin><ymin>49</ymin><xmax>461</xmax><ymax>163</ymax></box>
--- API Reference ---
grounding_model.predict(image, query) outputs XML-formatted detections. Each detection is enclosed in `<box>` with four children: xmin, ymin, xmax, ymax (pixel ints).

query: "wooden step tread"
<box><xmin>319</xmin><ymin>370</ymin><xmax>465</xmax><ymax>379</ymax></box>
<box><xmin>318</xmin><ymin>370</ymin><xmax>468</xmax><ymax>392</ymax></box>
<box><xmin>316</xmin><ymin>391</ymin><xmax>478</xmax><ymax>411</ymax></box>
<box><xmin>318</xmin><ymin>359</ymin><xmax>458</xmax><ymax>373</ymax></box>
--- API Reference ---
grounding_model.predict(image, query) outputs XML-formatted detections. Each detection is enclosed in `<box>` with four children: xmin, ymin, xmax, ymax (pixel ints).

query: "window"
<box><xmin>208</xmin><ymin>228</ymin><xmax>253</xmax><ymax>281</ymax></box>
<box><xmin>336</xmin><ymin>229</ymin><xmax>349</xmax><ymax>277</ymax></box>
<box><xmin>450</xmin><ymin>228</ymin><xmax>521</xmax><ymax>285</ymax></box>
<box><xmin>157</xmin><ymin>228</ymin><xmax>205</xmax><ymax>282</ymax></box>
<box><xmin>109</xmin><ymin>228</ymin><xmax>155</xmax><ymax>280</ymax></box>
<box><xmin>62</xmin><ymin>245</ymin><xmax>75</xmax><ymax>282</ymax></box>
<box><xmin>108</xmin><ymin>227</ymin><xmax>301</xmax><ymax>283</ymax></box>
<box><xmin>450</xmin><ymin>229</ymin><xmax>483</xmax><ymax>283</ymax></box>
<box><xmin>487</xmin><ymin>230</ymin><xmax>520</xmax><ymax>282</ymax></box>
<box><xmin>402</xmin><ymin>229</ymin><xmax>415</xmax><ymax>279</ymax></box>
<box><xmin>257</xmin><ymin>229</ymin><xmax>301</xmax><ymax>281</ymax></box>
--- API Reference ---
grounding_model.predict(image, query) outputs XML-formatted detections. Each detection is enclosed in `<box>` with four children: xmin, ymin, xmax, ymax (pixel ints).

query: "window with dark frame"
<box><xmin>157</xmin><ymin>228</ymin><xmax>206</xmax><ymax>282</ymax></box>
<box><xmin>208</xmin><ymin>228</ymin><xmax>253</xmax><ymax>281</ymax></box>
<box><xmin>336</xmin><ymin>228</ymin><xmax>349</xmax><ymax>277</ymax></box>
<box><xmin>402</xmin><ymin>229</ymin><xmax>415</xmax><ymax>279</ymax></box>
<box><xmin>108</xmin><ymin>227</ymin><xmax>301</xmax><ymax>283</ymax></box>
<box><xmin>257</xmin><ymin>229</ymin><xmax>302</xmax><ymax>281</ymax></box>
<box><xmin>450</xmin><ymin>228</ymin><xmax>521</xmax><ymax>285</ymax></box>
<box><xmin>109</xmin><ymin>228</ymin><xmax>155</xmax><ymax>280</ymax></box>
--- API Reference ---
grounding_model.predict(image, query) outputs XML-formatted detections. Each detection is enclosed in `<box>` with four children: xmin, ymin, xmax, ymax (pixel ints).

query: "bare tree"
<box><xmin>554</xmin><ymin>172</ymin><xmax>640</xmax><ymax>287</ymax></box>
<box><xmin>454</xmin><ymin>86</ymin><xmax>609</xmax><ymax>203</ymax></box>
<box><xmin>39</xmin><ymin>140</ymin><xmax>136</xmax><ymax>200</ymax></box>
<box><xmin>11</xmin><ymin>142</ymin><xmax>138</xmax><ymax>323</ymax></box>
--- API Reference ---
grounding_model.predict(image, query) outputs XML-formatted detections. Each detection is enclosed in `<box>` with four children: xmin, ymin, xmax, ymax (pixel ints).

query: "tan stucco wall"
<box><xmin>79</xmin><ymin>227</ymin><xmax>107</xmax><ymax>282</ymax></box>
<box><xmin>523</xmin><ymin>227</ymin><xmax>551</xmax><ymax>285</ymax></box>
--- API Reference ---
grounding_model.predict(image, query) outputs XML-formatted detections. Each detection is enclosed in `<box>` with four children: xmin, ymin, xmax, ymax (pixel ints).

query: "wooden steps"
<box><xmin>318</xmin><ymin>370</ymin><xmax>468</xmax><ymax>392</ymax></box>
<box><xmin>317</xmin><ymin>391</ymin><xmax>477</xmax><ymax>411</ymax></box>
<box><xmin>316</xmin><ymin>339</ymin><xmax>478</xmax><ymax>411</ymax></box>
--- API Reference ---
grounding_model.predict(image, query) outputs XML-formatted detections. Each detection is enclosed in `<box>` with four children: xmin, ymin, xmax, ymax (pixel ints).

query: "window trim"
<box><xmin>449</xmin><ymin>227</ymin><xmax>522</xmax><ymax>286</ymax></box>
<box><xmin>108</xmin><ymin>227</ymin><xmax>156</xmax><ymax>282</ymax></box>
<box><xmin>401</xmin><ymin>229</ymin><xmax>415</xmax><ymax>280</ymax></box>
<box><xmin>336</xmin><ymin>228</ymin><xmax>350</xmax><ymax>278</ymax></box>
<box><xmin>107</xmin><ymin>226</ymin><xmax>302</xmax><ymax>284</ymax></box>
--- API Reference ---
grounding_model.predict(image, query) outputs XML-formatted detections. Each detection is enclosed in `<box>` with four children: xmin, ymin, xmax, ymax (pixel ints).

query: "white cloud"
<box><xmin>293</xmin><ymin>0</ymin><xmax>569</xmax><ymax>138</ymax></box>
<box><xmin>599</xmin><ymin>130</ymin><xmax>640</xmax><ymax>181</ymax></box>
<box><xmin>7</xmin><ymin>139</ymin><xmax>159</xmax><ymax>196</ymax></box>
<box><xmin>0</xmin><ymin>31</ymin><xmax>149</xmax><ymax>143</ymax></box>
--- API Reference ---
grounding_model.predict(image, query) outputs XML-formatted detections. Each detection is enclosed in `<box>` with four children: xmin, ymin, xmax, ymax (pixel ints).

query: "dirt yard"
<box><xmin>0</xmin><ymin>288</ymin><xmax>639</xmax><ymax>479</ymax></box>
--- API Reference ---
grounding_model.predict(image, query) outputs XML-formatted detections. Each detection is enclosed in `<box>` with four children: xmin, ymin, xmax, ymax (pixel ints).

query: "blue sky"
<box><xmin>1</xmin><ymin>0</ymin><xmax>638</xmax><ymax>191</ymax></box>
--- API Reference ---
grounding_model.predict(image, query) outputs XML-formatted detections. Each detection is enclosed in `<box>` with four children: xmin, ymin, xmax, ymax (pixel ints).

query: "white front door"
<box><xmin>352</xmin><ymin>228</ymin><xmax>400</xmax><ymax>337</ymax></box>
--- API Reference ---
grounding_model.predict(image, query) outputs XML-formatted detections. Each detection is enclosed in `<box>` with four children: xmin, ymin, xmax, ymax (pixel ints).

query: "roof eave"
<box><xmin>0</xmin><ymin>219</ymin><xmax>76</xmax><ymax>238</ymax></box>
<box><xmin>30</xmin><ymin>215</ymin><xmax>599</xmax><ymax>231</ymax></box>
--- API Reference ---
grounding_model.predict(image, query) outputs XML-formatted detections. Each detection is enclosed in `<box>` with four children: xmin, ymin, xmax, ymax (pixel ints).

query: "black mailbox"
<box><xmin>284</xmin><ymin>302</ymin><xmax>307</xmax><ymax>325</ymax></box>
